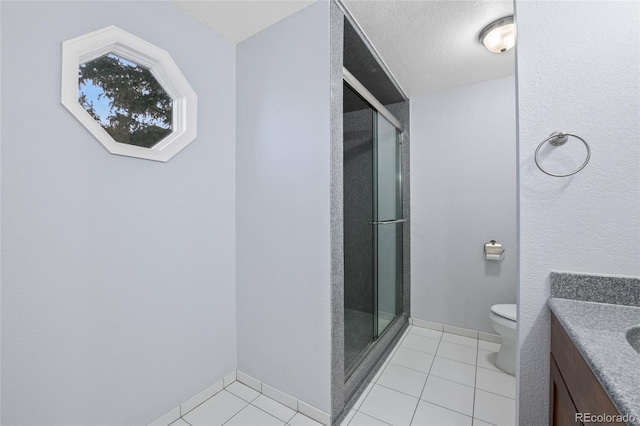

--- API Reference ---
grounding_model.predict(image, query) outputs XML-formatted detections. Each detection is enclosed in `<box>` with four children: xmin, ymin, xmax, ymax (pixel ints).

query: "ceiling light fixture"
<box><xmin>479</xmin><ymin>16</ymin><xmax>515</xmax><ymax>53</ymax></box>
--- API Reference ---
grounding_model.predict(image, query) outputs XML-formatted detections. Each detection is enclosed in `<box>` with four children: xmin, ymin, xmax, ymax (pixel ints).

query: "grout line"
<box><xmin>373</xmin><ymin>381</ymin><xmax>421</xmax><ymax>401</ymax></box>
<box><xmin>418</xmin><ymin>399</ymin><xmax>474</xmax><ymax>420</ymax></box>
<box><xmin>476</xmin><ymin>364</ymin><xmax>507</xmax><ymax>373</ymax></box>
<box><xmin>474</xmin><ymin>386</ymin><xmax>517</xmax><ymax>401</ymax></box>
<box><xmin>249</xmin><ymin>395</ymin><xmax>297</xmax><ymax>424</ymax></box>
<box><xmin>352</xmin><ymin>410</ymin><xmax>393</xmax><ymax>426</ymax></box>
<box><xmin>218</xmin><ymin>400</ymin><xmax>250</xmax><ymax>426</ymax></box>
<box><xmin>472</xmin><ymin>347</ymin><xmax>479</xmax><ymax>420</ymax></box>
<box><xmin>387</xmin><ymin>358</ymin><xmax>434</xmax><ymax>376</ymax></box>
<box><xmin>356</xmin><ymin>327</ymin><xmax>513</xmax><ymax>426</ymax></box>
<box><xmin>473</xmin><ymin>417</ymin><xmax>499</xmax><ymax>426</ymax></box>
<box><xmin>248</xmin><ymin>399</ymin><xmax>294</xmax><ymax>424</ymax></box>
<box><xmin>432</xmin><ymin>352</ymin><xmax>478</xmax><ymax>367</ymax></box>
<box><xmin>408</xmin><ymin>329</ymin><xmax>442</xmax><ymax>425</ymax></box>
<box><xmin>440</xmin><ymin>335</ymin><xmax>479</xmax><ymax>348</ymax></box>
<box><xmin>178</xmin><ymin>417</ymin><xmax>193</xmax><ymax>426</ymax></box>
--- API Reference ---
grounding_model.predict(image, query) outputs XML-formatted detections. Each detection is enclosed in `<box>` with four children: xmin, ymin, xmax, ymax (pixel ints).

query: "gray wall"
<box><xmin>410</xmin><ymin>76</ymin><xmax>517</xmax><ymax>333</ymax></box>
<box><xmin>1</xmin><ymin>2</ymin><xmax>237</xmax><ymax>424</ymax></box>
<box><xmin>236</xmin><ymin>1</ymin><xmax>332</xmax><ymax>414</ymax></box>
<box><xmin>516</xmin><ymin>2</ymin><xmax>640</xmax><ymax>424</ymax></box>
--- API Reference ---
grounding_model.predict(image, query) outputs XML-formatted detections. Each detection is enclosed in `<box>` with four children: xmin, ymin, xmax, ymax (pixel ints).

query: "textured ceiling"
<box><xmin>343</xmin><ymin>0</ymin><xmax>515</xmax><ymax>97</ymax></box>
<box><xmin>170</xmin><ymin>0</ymin><xmax>316</xmax><ymax>44</ymax></box>
<box><xmin>172</xmin><ymin>0</ymin><xmax>515</xmax><ymax>97</ymax></box>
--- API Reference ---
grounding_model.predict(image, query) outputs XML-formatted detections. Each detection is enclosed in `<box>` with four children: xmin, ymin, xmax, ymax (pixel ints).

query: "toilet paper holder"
<box><xmin>484</xmin><ymin>240</ymin><xmax>505</xmax><ymax>261</ymax></box>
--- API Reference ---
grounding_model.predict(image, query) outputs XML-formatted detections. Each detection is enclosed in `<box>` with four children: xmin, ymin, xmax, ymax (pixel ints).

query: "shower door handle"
<box><xmin>371</xmin><ymin>219</ymin><xmax>408</xmax><ymax>225</ymax></box>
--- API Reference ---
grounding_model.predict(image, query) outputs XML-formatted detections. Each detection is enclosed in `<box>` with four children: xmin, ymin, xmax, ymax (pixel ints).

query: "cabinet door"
<box><xmin>550</xmin><ymin>354</ymin><xmax>582</xmax><ymax>426</ymax></box>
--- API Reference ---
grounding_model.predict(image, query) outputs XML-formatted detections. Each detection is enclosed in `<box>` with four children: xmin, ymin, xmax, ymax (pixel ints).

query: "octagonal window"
<box><xmin>78</xmin><ymin>54</ymin><xmax>173</xmax><ymax>149</ymax></box>
<box><xmin>62</xmin><ymin>26</ymin><xmax>197</xmax><ymax>162</ymax></box>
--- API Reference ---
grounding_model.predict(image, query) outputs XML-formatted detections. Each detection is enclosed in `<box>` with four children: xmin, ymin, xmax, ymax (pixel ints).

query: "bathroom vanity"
<box><xmin>548</xmin><ymin>272</ymin><xmax>640</xmax><ymax>426</ymax></box>
<box><xmin>550</xmin><ymin>311</ymin><xmax>621</xmax><ymax>425</ymax></box>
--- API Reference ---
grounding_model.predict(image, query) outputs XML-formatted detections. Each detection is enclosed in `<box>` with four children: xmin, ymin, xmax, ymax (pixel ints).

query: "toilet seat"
<box><xmin>491</xmin><ymin>304</ymin><xmax>516</xmax><ymax>322</ymax></box>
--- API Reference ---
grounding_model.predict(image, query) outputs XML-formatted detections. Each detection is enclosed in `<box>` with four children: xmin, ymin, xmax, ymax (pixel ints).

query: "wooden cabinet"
<box><xmin>549</xmin><ymin>312</ymin><xmax>622</xmax><ymax>426</ymax></box>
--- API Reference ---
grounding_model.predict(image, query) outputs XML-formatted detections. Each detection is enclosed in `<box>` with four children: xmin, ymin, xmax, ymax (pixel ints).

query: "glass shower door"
<box><xmin>343</xmin><ymin>83</ymin><xmax>375</xmax><ymax>374</ymax></box>
<box><xmin>373</xmin><ymin>113</ymin><xmax>403</xmax><ymax>336</ymax></box>
<box><xmin>343</xmin><ymin>76</ymin><xmax>404</xmax><ymax>376</ymax></box>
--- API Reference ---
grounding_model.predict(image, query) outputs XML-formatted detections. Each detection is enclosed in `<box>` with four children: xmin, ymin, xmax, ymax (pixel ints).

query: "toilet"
<box><xmin>489</xmin><ymin>303</ymin><xmax>517</xmax><ymax>375</ymax></box>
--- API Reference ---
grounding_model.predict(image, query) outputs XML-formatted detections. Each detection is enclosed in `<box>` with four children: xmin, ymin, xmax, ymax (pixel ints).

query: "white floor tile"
<box><xmin>288</xmin><ymin>413</ymin><xmax>324</xmax><ymax>426</ymax></box>
<box><xmin>225</xmin><ymin>404</ymin><xmax>284</xmax><ymax>426</ymax></box>
<box><xmin>390</xmin><ymin>347</ymin><xmax>435</xmax><ymax>374</ymax></box>
<box><xmin>473</xmin><ymin>390</ymin><xmax>516</xmax><ymax>426</ymax></box>
<box><xmin>430</xmin><ymin>357</ymin><xmax>476</xmax><ymax>387</ymax></box>
<box><xmin>420</xmin><ymin>375</ymin><xmax>475</xmax><ymax>416</ymax></box>
<box><xmin>401</xmin><ymin>334</ymin><xmax>440</xmax><ymax>354</ymax></box>
<box><xmin>182</xmin><ymin>390</ymin><xmax>248</xmax><ymax>426</ymax></box>
<box><xmin>359</xmin><ymin>385</ymin><xmax>419</xmax><ymax>426</ymax></box>
<box><xmin>252</xmin><ymin>395</ymin><xmax>296</xmax><ymax>423</ymax></box>
<box><xmin>169</xmin><ymin>420</ymin><xmax>190</xmax><ymax>426</ymax></box>
<box><xmin>411</xmin><ymin>400</ymin><xmax>472</xmax><ymax>426</ymax></box>
<box><xmin>476</xmin><ymin>350</ymin><xmax>501</xmax><ymax>372</ymax></box>
<box><xmin>442</xmin><ymin>333</ymin><xmax>478</xmax><ymax>348</ymax></box>
<box><xmin>472</xmin><ymin>419</ymin><xmax>496</xmax><ymax>426</ymax></box>
<box><xmin>339</xmin><ymin>410</ymin><xmax>356</xmax><ymax>426</ymax></box>
<box><xmin>409</xmin><ymin>327</ymin><xmax>443</xmax><ymax>340</ymax></box>
<box><xmin>475</xmin><ymin>368</ymin><xmax>516</xmax><ymax>399</ymax></box>
<box><xmin>377</xmin><ymin>363</ymin><xmax>428</xmax><ymax>397</ymax></box>
<box><xmin>348</xmin><ymin>412</ymin><xmax>390</xmax><ymax>425</ymax></box>
<box><xmin>436</xmin><ymin>341</ymin><xmax>478</xmax><ymax>365</ymax></box>
<box><xmin>226</xmin><ymin>381</ymin><xmax>260</xmax><ymax>402</ymax></box>
<box><xmin>478</xmin><ymin>340</ymin><xmax>501</xmax><ymax>352</ymax></box>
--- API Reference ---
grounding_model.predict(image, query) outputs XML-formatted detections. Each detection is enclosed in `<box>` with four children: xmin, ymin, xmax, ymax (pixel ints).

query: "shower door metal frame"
<box><xmin>342</xmin><ymin>68</ymin><xmax>406</xmax><ymax>381</ymax></box>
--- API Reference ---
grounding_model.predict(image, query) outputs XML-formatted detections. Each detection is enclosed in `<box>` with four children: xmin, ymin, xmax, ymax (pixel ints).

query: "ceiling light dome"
<box><xmin>479</xmin><ymin>16</ymin><xmax>515</xmax><ymax>54</ymax></box>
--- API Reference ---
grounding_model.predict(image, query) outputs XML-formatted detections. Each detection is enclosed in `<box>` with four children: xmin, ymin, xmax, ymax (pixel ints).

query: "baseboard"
<box><xmin>148</xmin><ymin>373</ymin><xmax>229</xmax><ymax>426</ymax></box>
<box><xmin>410</xmin><ymin>318</ymin><xmax>502</xmax><ymax>344</ymax></box>
<box><xmin>236</xmin><ymin>371</ymin><xmax>330</xmax><ymax>425</ymax></box>
<box><xmin>148</xmin><ymin>370</ymin><xmax>331</xmax><ymax>426</ymax></box>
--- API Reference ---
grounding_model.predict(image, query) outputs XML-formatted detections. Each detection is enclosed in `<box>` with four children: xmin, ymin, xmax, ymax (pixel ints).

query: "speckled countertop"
<box><xmin>548</xmin><ymin>298</ymin><xmax>640</xmax><ymax>425</ymax></box>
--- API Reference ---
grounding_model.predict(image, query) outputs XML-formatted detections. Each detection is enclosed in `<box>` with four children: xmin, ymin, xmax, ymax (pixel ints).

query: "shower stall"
<box><xmin>330</xmin><ymin>8</ymin><xmax>410</xmax><ymax>422</ymax></box>
<box><xmin>343</xmin><ymin>68</ymin><xmax>405</xmax><ymax>378</ymax></box>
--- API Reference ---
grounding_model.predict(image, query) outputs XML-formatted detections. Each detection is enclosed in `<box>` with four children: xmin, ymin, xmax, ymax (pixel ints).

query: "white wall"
<box><xmin>516</xmin><ymin>1</ymin><xmax>640</xmax><ymax>423</ymax></box>
<box><xmin>411</xmin><ymin>76</ymin><xmax>517</xmax><ymax>333</ymax></box>
<box><xmin>1</xmin><ymin>2</ymin><xmax>237</xmax><ymax>424</ymax></box>
<box><xmin>236</xmin><ymin>1</ymin><xmax>332</xmax><ymax>414</ymax></box>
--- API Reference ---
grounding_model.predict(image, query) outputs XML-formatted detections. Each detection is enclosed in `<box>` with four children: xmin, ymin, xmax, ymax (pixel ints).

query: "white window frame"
<box><xmin>61</xmin><ymin>26</ymin><xmax>197</xmax><ymax>162</ymax></box>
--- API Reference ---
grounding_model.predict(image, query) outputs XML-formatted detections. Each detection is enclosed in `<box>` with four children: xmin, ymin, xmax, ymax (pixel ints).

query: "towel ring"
<box><xmin>534</xmin><ymin>131</ymin><xmax>591</xmax><ymax>177</ymax></box>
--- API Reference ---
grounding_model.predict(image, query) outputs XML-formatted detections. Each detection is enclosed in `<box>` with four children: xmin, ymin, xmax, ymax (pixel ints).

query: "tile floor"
<box><xmin>341</xmin><ymin>325</ymin><xmax>516</xmax><ymax>426</ymax></box>
<box><xmin>168</xmin><ymin>324</ymin><xmax>515</xmax><ymax>426</ymax></box>
<box><xmin>170</xmin><ymin>380</ymin><xmax>325</xmax><ymax>426</ymax></box>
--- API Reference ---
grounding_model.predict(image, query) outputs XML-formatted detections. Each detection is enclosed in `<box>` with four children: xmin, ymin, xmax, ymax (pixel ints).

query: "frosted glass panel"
<box><xmin>375</xmin><ymin>114</ymin><xmax>402</xmax><ymax>336</ymax></box>
<box><xmin>376</xmin><ymin>115</ymin><xmax>399</xmax><ymax>221</ymax></box>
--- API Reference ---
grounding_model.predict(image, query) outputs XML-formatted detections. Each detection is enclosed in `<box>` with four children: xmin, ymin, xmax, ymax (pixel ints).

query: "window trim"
<box><xmin>61</xmin><ymin>26</ymin><xmax>197</xmax><ymax>162</ymax></box>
